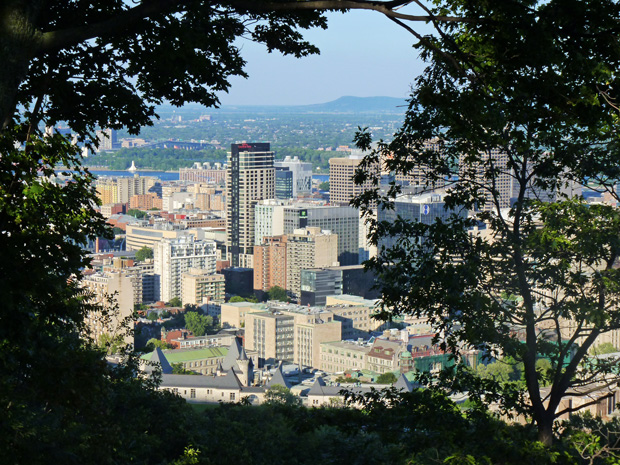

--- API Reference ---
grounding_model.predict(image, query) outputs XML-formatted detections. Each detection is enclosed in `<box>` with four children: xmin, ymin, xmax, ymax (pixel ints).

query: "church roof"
<box><xmin>393</xmin><ymin>373</ymin><xmax>414</xmax><ymax>392</ymax></box>
<box><xmin>266</xmin><ymin>364</ymin><xmax>292</xmax><ymax>389</ymax></box>
<box><xmin>160</xmin><ymin>369</ymin><xmax>243</xmax><ymax>390</ymax></box>
<box><xmin>221</xmin><ymin>338</ymin><xmax>242</xmax><ymax>371</ymax></box>
<box><xmin>307</xmin><ymin>377</ymin><xmax>327</xmax><ymax>396</ymax></box>
<box><xmin>145</xmin><ymin>347</ymin><xmax>173</xmax><ymax>374</ymax></box>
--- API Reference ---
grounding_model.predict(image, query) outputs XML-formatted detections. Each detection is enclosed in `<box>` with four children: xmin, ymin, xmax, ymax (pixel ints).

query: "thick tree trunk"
<box><xmin>537</xmin><ymin>414</ymin><xmax>554</xmax><ymax>447</ymax></box>
<box><xmin>0</xmin><ymin>1</ymin><xmax>45</xmax><ymax>129</ymax></box>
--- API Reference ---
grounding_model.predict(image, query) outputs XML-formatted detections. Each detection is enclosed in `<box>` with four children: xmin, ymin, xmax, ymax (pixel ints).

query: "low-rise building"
<box><xmin>319</xmin><ymin>341</ymin><xmax>371</xmax><ymax>373</ymax></box>
<box><xmin>142</xmin><ymin>346</ymin><xmax>229</xmax><ymax>375</ymax></box>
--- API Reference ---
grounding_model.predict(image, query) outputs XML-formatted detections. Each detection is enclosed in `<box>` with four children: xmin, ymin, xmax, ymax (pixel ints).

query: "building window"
<box><xmin>190</xmin><ymin>389</ymin><xmax>196</xmax><ymax>399</ymax></box>
<box><xmin>230</xmin><ymin>393</ymin><xmax>236</xmax><ymax>401</ymax></box>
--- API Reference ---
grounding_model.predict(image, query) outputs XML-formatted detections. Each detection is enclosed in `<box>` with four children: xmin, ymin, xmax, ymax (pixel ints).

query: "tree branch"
<box><xmin>37</xmin><ymin>0</ymin><xmax>472</xmax><ymax>55</ymax></box>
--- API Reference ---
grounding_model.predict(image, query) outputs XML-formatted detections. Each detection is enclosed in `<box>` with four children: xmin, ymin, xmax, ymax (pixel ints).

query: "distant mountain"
<box><xmin>298</xmin><ymin>96</ymin><xmax>407</xmax><ymax>113</ymax></box>
<box><xmin>156</xmin><ymin>96</ymin><xmax>408</xmax><ymax>117</ymax></box>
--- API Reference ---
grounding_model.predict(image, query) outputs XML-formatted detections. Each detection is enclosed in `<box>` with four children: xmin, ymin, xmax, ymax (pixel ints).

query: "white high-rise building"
<box><xmin>274</xmin><ymin>156</ymin><xmax>313</xmax><ymax>197</ymax></box>
<box><xmin>154</xmin><ymin>236</ymin><xmax>217</xmax><ymax>302</ymax></box>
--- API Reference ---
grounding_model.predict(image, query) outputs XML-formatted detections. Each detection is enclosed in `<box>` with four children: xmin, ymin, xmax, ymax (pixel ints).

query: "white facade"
<box><xmin>274</xmin><ymin>156</ymin><xmax>313</xmax><ymax>197</ymax></box>
<box><xmin>154</xmin><ymin>237</ymin><xmax>217</xmax><ymax>302</ymax></box>
<box><xmin>254</xmin><ymin>199</ymin><xmax>286</xmax><ymax>245</ymax></box>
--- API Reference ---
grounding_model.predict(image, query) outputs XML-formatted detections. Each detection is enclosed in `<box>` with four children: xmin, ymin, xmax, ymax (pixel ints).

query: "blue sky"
<box><xmin>217</xmin><ymin>10</ymin><xmax>430</xmax><ymax>106</ymax></box>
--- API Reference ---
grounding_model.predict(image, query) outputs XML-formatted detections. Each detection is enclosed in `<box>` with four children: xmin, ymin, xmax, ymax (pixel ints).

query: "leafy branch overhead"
<box><xmin>1</xmin><ymin>0</ymin><xmax>474</xmax><ymax>136</ymax></box>
<box><xmin>352</xmin><ymin>0</ymin><xmax>620</xmax><ymax>447</ymax></box>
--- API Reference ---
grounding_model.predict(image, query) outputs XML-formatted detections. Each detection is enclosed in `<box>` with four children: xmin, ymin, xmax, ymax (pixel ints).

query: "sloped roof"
<box><xmin>221</xmin><ymin>338</ymin><xmax>242</xmax><ymax>371</ymax></box>
<box><xmin>266</xmin><ymin>364</ymin><xmax>292</xmax><ymax>389</ymax></box>
<box><xmin>394</xmin><ymin>373</ymin><xmax>414</xmax><ymax>392</ymax></box>
<box><xmin>160</xmin><ymin>369</ymin><xmax>243</xmax><ymax>390</ymax></box>
<box><xmin>307</xmin><ymin>377</ymin><xmax>327</xmax><ymax>396</ymax></box>
<box><xmin>143</xmin><ymin>347</ymin><xmax>173</xmax><ymax>374</ymax></box>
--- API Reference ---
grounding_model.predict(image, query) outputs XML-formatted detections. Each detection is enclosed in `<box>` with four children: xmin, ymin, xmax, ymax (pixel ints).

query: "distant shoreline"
<box><xmin>58</xmin><ymin>166</ymin><xmax>177</xmax><ymax>173</ymax></box>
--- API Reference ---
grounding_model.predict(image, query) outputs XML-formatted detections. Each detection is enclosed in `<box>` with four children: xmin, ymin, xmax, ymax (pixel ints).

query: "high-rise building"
<box><xmin>255</xmin><ymin>200</ymin><xmax>360</xmax><ymax>265</ymax></box>
<box><xmin>245</xmin><ymin>311</ymin><xmax>295</xmax><ymax>361</ymax></box>
<box><xmin>226</xmin><ymin>142</ymin><xmax>275</xmax><ymax>268</ymax></box>
<box><xmin>274</xmin><ymin>156</ymin><xmax>313</xmax><ymax>197</ymax></box>
<box><xmin>329</xmin><ymin>155</ymin><xmax>378</xmax><ymax>205</ymax></box>
<box><xmin>394</xmin><ymin>139</ymin><xmax>446</xmax><ymax>191</ymax></box>
<box><xmin>377</xmin><ymin>191</ymin><xmax>467</xmax><ymax>250</ymax></box>
<box><xmin>81</xmin><ymin>270</ymin><xmax>136</xmax><ymax>345</ymax></box>
<box><xmin>154</xmin><ymin>236</ymin><xmax>217</xmax><ymax>302</ymax></box>
<box><xmin>275</xmin><ymin>167</ymin><xmax>294</xmax><ymax>200</ymax></box>
<box><xmin>95</xmin><ymin>174</ymin><xmax>157</xmax><ymax>205</ymax></box>
<box><xmin>285</xmin><ymin>227</ymin><xmax>339</xmax><ymax>301</ymax></box>
<box><xmin>253</xmin><ymin>235</ymin><xmax>288</xmax><ymax>293</ymax></box>
<box><xmin>253</xmin><ymin>227</ymin><xmax>339</xmax><ymax>300</ymax></box>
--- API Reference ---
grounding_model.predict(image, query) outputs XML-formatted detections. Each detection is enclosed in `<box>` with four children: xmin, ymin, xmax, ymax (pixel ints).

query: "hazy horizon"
<box><xmin>215</xmin><ymin>10</ymin><xmax>428</xmax><ymax>106</ymax></box>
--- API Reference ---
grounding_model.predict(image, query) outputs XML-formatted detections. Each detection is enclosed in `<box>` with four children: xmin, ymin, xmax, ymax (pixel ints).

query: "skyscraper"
<box><xmin>226</xmin><ymin>142</ymin><xmax>275</xmax><ymax>268</ymax></box>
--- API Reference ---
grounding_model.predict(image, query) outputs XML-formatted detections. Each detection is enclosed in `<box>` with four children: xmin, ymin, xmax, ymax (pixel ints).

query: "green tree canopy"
<box><xmin>168</xmin><ymin>297</ymin><xmax>182</xmax><ymax>308</ymax></box>
<box><xmin>229</xmin><ymin>295</ymin><xmax>258</xmax><ymax>303</ymax></box>
<box><xmin>267</xmin><ymin>286</ymin><xmax>289</xmax><ymax>302</ymax></box>
<box><xmin>127</xmin><ymin>208</ymin><xmax>148</xmax><ymax>219</ymax></box>
<box><xmin>264</xmin><ymin>384</ymin><xmax>302</xmax><ymax>407</ymax></box>
<box><xmin>135</xmin><ymin>246</ymin><xmax>154</xmax><ymax>262</ymax></box>
<box><xmin>146</xmin><ymin>337</ymin><xmax>172</xmax><ymax>351</ymax></box>
<box><xmin>376</xmin><ymin>372</ymin><xmax>398</xmax><ymax>385</ymax></box>
<box><xmin>184</xmin><ymin>311</ymin><xmax>213</xmax><ymax>337</ymax></box>
<box><xmin>354</xmin><ymin>0</ymin><xmax>620</xmax><ymax>446</ymax></box>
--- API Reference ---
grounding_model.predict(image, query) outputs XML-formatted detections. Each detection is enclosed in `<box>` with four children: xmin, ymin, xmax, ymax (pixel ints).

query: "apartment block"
<box><xmin>154</xmin><ymin>236</ymin><xmax>217</xmax><ymax>302</ymax></box>
<box><xmin>181</xmin><ymin>268</ymin><xmax>225</xmax><ymax>306</ymax></box>
<box><xmin>245</xmin><ymin>311</ymin><xmax>295</xmax><ymax>361</ymax></box>
<box><xmin>81</xmin><ymin>270</ymin><xmax>136</xmax><ymax>345</ymax></box>
<box><xmin>253</xmin><ymin>235</ymin><xmax>287</xmax><ymax>292</ymax></box>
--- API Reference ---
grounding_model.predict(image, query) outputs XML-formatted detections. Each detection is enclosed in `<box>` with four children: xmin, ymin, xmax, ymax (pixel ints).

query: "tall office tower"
<box><xmin>394</xmin><ymin>139</ymin><xmax>446</xmax><ymax>192</ymax></box>
<box><xmin>274</xmin><ymin>156</ymin><xmax>313</xmax><ymax>197</ymax></box>
<box><xmin>226</xmin><ymin>142</ymin><xmax>275</xmax><ymax>268</ymax></box>
<box><xmin>275</xmin><ymin>167</ymin><xmax>294</xmax><ymax>199</ymax></box>
<box><xmin>329</xmin><ymin>155</ymin><xmax>379</xmax><ymax>205</ymax></box>
<box><xmin>153</xmin><ymin>236</ymin><xmax>217</xmax><ymax>302</ymax></box>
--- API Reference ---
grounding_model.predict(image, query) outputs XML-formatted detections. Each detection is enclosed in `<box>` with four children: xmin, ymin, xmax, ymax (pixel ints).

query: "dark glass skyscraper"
<box><xmin>226</xmin><ymin>143</ymin><xmax>274</xmax><ymax>267</ymax></box>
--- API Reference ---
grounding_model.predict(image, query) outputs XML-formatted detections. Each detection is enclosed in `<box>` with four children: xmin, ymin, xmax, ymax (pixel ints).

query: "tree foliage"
<box><xmin>264</xmin><ymin>384</ymin><xmax>302</xmax><ymax>407</ymax></box>
<box><xmin>354</xmin><ymin>0</ymin><xmax>620</xmax><ymax>446</ymax></box>
<box><xmin>168</xmin><ymin>297</ymin><xmax>182</xmax><ymax>308</ymax></box>
<box><xmin>267</xmin><ymin>286</ymin><xmax>289</xmax><ymax>302</ymax></box>
<box><xmin>376</xmin><ymin>372</ymin><xmax>398</xmax><ymax>385</ymax></box>
<box><xmin>184</xmin><ymin>311</ymin><xmax>213</xmax><ymax>337</ymax></box>
<box><xmin>135</xmin><ymin>246</ymin><xmax>154</xmax><ymax>261</ymax></box>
